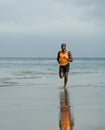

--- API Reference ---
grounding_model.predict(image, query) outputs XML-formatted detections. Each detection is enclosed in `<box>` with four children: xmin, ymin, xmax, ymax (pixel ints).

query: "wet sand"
<box><xmin>0</xmin><ymin>84</ymin><xmax>105</xmax><ymax>130</ymax></box>
<box><xmin>70</xmin><ymin>86</ymin><xmax>105</xmax><ymax>130</ymax></box>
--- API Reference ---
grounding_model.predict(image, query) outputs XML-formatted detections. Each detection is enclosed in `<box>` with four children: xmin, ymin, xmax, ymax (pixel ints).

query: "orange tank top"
<box><xmin>59</xmin><ymin>50</ymin><xmax>69</xmax><ymax>66</ymax></box>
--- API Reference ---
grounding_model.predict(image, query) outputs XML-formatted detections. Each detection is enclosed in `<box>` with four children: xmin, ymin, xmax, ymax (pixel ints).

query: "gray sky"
<box><xmin>0</xmin><ymin>0</ymin><xmax>105</xmax><ymax>57</ymax></box>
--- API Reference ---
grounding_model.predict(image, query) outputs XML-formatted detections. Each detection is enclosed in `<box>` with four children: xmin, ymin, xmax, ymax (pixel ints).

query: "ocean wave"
<box><xmin>0</xmin><ymin>57</ymin><xmax>105</xmax><ymax>87</ymax></box>
<box><xmin>13</xmin><ymin>70</ymin><xmax>57</xmax><ymax>77</ymax></box>
<box><xmin>71</xmin><ymin>71</ymin><xmax>98</xmax><ymax>75</ymax></box>
<box><xmin>69</xmin><ymin>85</ymin><xmax>105</xmax><ymax>88</ymax></box>
<box><xmin>0</xmin><ymin>81</ymin><xmax>18</xmax><ymax>87</ymax></box>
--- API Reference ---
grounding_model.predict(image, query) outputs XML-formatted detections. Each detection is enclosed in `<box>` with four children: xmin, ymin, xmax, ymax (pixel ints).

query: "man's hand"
<box><xmin>63</xmin><ymin>56</ymin><xmax>69</xmax><ymax>61</ymax></box>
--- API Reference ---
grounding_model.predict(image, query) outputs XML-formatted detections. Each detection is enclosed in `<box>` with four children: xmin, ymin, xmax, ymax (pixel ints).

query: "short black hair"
<box><xmin>61</xmin><ymin>43</ymin><xmax>66</xmax><ymax>47</ymax></box>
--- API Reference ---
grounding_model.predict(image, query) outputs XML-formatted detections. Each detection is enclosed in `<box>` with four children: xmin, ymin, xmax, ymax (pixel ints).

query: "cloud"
<box><xmin>0</xmin><ymin>0</ymin><xmax>105</xmax><ymax>33</ymax></box>
<box><xmin>0</xmin><ymin>0</ymin><xmax>105</xmax><ymax>57</ymax></box>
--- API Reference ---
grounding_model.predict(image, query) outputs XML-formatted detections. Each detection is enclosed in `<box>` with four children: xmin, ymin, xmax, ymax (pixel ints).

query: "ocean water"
<box><xmin>0</xmin><ymin>57</ymin><xmax>105</xmax><ymax>87</ymax></box>
<box><xmin>0</xmin><ymin>57</ymin><xmax>105</xmax><ymax>130</ymax></box>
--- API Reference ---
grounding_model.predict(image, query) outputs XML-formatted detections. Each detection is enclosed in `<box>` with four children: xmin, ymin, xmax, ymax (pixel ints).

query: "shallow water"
<box><xmin>0</xmin><ymin>57</ymin><xmax>105</xmax><ymax>87</ymax></box>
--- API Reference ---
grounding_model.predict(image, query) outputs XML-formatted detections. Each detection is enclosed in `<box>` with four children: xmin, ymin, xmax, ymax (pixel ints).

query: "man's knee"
<box><xmin>60</xmin><ymin>75</ymin><xmax>63</xmax><ymax>78</ymax></box>
<box><xmin>59</xmin><ymin>73</ymin><xmax>64</xmax><ymax>78</ymax></box>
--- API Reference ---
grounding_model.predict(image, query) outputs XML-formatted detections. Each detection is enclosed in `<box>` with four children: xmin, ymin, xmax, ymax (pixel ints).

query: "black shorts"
<box><xmin>59</xmin><ymin>63</ymin><xmax>70</xmax><ymax>73</ymax></box>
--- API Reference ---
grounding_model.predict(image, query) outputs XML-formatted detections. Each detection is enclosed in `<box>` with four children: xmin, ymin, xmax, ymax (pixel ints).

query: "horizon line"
<box><xmin>0</xmin><ymin>56</ymin><xmax>105</xmax><ymax>59</ymax></box>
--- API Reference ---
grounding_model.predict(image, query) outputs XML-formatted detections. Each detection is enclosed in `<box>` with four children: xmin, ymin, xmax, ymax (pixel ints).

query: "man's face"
<box><xmin>61</xmin><ymin>44</ymin><xmax>66</xmax><ymax>51</ymax></box>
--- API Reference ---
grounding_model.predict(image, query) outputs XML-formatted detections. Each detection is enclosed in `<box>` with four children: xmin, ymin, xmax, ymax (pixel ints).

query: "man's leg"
<box><xmin>59</xmin><ymin>66</ymin><xmax>64</xmax><ymax>78</ymax></box>
<box><xmin>64</xmin><ymin>63</ymin><xmax>70</xmax><ymax>87</ymax></box>
<box><xmin>64</xmin><ymin>72</ymin><xmax>69</xmax><ymax>87</ymax></box>
<box><xmin>59</xmin><ymin>72</ymin><xmax>64</xmax><ymax>78</ymax></box>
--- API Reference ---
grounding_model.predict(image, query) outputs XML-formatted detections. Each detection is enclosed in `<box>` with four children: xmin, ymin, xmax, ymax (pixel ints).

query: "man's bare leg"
<box><xmin>59</xmin><ymin>72</ymin><xmax>64</xmax><ymax>78</ymax></box>
<box><xmin>64</xmin><ymin>72</ymin><xmax>69</xmax><ymax>87</ymax></box>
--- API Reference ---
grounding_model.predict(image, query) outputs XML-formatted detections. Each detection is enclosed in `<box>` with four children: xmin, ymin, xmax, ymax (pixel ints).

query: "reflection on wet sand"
<box><xmin>59</xmin><ymin>88</ymin><xmax>74</xmax><ymax>130</ymax></box>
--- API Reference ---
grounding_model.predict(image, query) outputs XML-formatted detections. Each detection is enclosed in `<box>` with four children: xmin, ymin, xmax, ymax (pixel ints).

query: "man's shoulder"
<box><xmin>66</xmin><ymin>50</ymin><xmax>71</xmax><ymax>53</ymax></box>
<box><xmin>67</xmin><ymin>50</ymin><xmax>71</xmax><ymax>53</ymax></box>
<box><xmin>58</xmin><ymin>51</ymin><xmax>61</xmax><ymax>54</ymax></box>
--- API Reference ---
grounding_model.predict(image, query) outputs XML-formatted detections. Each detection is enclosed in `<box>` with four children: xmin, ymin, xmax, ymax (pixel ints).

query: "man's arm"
<box><xmin>63</xmin><ymin>51</ymin><xmax>73</xmax><ymax>62</ymax></box>
<box><xmin>57</xmin><ymin>51</ymin><xmax>60</xmax><ymax>64</ymax></box>
<box><xmin>68</xmin><ymin>51</ymin><xmax>73</xmax><ymax>62</ymax></box>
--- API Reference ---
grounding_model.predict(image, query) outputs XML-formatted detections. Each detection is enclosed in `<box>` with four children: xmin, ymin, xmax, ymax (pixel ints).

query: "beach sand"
<box><xmin>70</xmin><ymin>86</ymin><xmax>105</xmax><ymax>130</ymax></box>
<box><xmin>0</xmin><ymin>82</ymin><xmax>105</xmax><ymax>130</ymax></box>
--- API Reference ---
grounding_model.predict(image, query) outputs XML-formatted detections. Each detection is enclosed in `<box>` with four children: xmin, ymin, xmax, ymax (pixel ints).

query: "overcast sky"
<box><xmin>0</xmin><ymin>0</ymin><xmax>105</xmax><ymax>57</ymax></box>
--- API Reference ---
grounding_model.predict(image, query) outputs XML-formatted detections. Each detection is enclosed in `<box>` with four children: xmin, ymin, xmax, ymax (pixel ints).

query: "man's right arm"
<box><xmin>57</xmin><ymin>51</ymin><xmax>60</xmax><ymax>64</ymax></box>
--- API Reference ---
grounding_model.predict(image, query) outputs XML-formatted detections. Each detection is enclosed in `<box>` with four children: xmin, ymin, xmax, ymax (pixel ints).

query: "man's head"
<box><xmin>61</xmin><ymin>43</ymin><xmax>66</xmax><ymax>51</ymax></box>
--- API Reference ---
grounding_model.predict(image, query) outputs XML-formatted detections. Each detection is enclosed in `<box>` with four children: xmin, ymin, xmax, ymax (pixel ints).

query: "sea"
<box><xmin>0</xmin><ymin>57</ymin><xmax>105</xmax><ymax>87</ymax></box>
<box><xmin>0</xmin><ymin>57</ymin><xmax>105</xmax><ymax>130</ymax></box>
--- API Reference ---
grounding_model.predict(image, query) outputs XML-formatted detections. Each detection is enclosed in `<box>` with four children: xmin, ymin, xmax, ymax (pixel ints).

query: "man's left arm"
<box><xmin>63</xmin><ymin>51</ymin><xmax>73</xmax><ymax>62</ymax></box>
<box><xmin>68</xmin><ymin>51</ymin><xmax>73</xmax><ymax>62</ymax></box>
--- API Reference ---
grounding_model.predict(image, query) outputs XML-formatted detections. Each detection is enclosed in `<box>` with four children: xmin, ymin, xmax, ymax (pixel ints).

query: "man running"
<box><xmin>57</xmin><ymin>43</ymin><xmax>73</xmax><ymax>87</ymax></box>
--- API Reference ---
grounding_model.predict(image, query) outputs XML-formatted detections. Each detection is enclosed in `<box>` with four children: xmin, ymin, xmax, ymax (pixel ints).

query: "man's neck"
<box><xmin>62</xmin><ymin>50</ymin><xmax>66</xmax><ymax>53</ymax></box>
